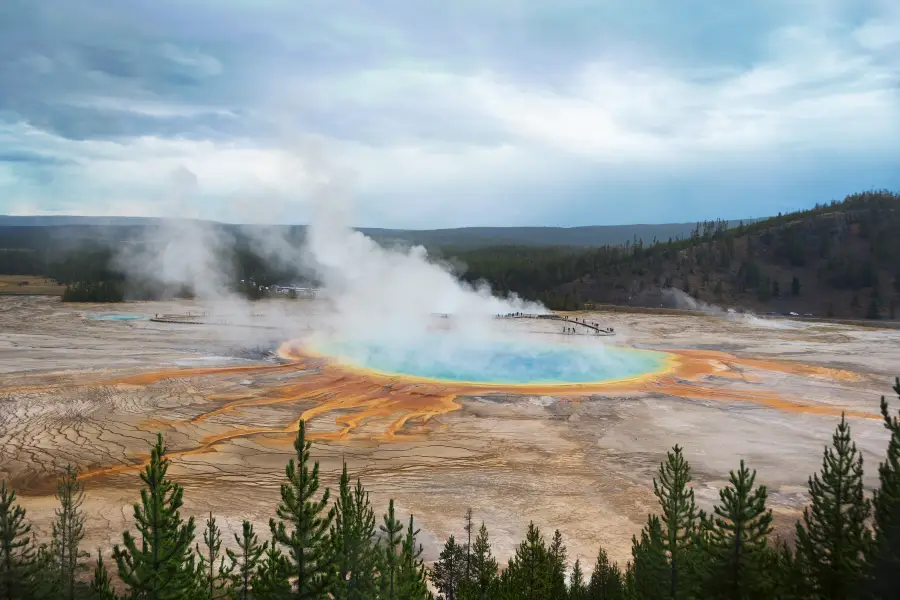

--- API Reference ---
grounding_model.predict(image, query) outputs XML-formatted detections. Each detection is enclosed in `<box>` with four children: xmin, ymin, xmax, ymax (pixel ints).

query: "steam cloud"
<box><xmin>661</xmin><ymin>288</ymin><xmax>805</xmax><ymax>330</ymax></box>
<box><xmin>114</xmin><ymin>154</ymin><xmax>549</xmax><ymax>371</ymax></box>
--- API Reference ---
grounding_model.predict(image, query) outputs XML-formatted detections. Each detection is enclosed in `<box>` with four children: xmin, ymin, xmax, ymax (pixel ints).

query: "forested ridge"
<box><xmin>2</xmin><ymin>380</ymin><xmax>900</xmax><ymax>599</ymax></box>
<box><xmin>1</xmin><ymin>190</ymin><xmax>899</xmax><ymax>317</ymax></box>
<box><xmin>451</xmin><ymin>191</ymin><xmax>900</xmax><ymax>318</ymax></box>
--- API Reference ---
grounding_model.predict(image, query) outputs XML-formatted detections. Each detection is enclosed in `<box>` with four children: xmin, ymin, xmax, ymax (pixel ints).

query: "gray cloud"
<box><xmin>0</xmin><ymin>150</ymin><xmax>73</xmax><ymax>166</ymax></box>
<box><xmin>0</xmin><ymin>0</ymin><xmax>898</xmax><ymax>226</ymax></box>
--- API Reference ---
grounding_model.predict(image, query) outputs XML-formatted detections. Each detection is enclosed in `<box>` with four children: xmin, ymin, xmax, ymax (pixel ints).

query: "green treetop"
<box><xmin>113</xmin><ymin>434</ymin><xmax>197</xmax><ymax>600</ymax></box>
<box><xmin>269</xmin><ymin>420</ymin><xmax>336</xmax><ymax>599</ymax></box>
<box><xmin>796</xmin><ymin>414</ymin><xmax>872</xmax><ymax>599</ymax></box>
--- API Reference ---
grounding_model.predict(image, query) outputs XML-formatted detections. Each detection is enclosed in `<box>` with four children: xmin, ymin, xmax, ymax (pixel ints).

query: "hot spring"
<box><xmin>313</xmin><ymin>335</ymin><xmax>670</xmax><ymax>385</ymax></box>
<box><xmin>87</xmin><ymin>313</ymin><xmax>147</xmax><ymax>321</ymax></box>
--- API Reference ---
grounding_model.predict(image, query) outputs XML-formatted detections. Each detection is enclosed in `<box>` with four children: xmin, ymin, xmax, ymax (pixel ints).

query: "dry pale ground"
<box><xmin>1</xmin><ymin>295</ymin><xmax>898</xmax><ymax>569</ymax></box>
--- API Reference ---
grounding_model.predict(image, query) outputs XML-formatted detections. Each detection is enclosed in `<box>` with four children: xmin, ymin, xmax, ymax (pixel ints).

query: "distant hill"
<box><xmin>454</xmin><ymin>190</ymin><xmax>900</xmax><ymax>319</ymax></box>
<box><xmin>0</xmin><ymin>216</ymin><xmax>166</xmax><ymax>227</ymax></box>
<box><xmin>5</xmin><ymin>193</ymin><xmax>899</xmax><ymax>320</ymax></box>
<box><xmin>359</xmin><ymin>222</ymin><xmax>756</xmax><ymax>248</ymax></box>
<box><xmin>0</xmin><ymin>216</ymin><xmax>757</xmax><ymax>249</ymax></box>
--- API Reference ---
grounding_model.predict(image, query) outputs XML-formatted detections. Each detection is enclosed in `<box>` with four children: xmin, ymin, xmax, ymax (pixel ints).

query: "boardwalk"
<box><xmin>495</xmin><ymin>312</ymin><xmax>616</xmax><ymax>336</ymax></box>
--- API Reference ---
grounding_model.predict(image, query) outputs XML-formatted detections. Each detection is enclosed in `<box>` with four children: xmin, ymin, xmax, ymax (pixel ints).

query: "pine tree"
<box><xmin>547</xmin><ymin>529</ymin><xmax>568</xmax><ymax>599</ymax></box>
<box><xmin>50</xmin><ymin>465</ymin><xmax>88</xmax><ymax>600</ymax></box>
<box><xmin>378</xmin><ymin>499</ymin><xmax>404</xmax><ymax>600</ymax></box>
<box><xmin>269</xmin><ymin>420</ymin><xmax>335</xmax><ymax>599</ymax></box>
<box><xmin>0</xmin><ymin>481</ymin><xmax>34</xmax><ymax>600</ymax></box>
<box><xmin>431</xmin><ymin>535</ymin><xmax>466</xmax><ymax>600</ymax></box>
<box><xmin>496</xmin><ymin>567</ymin><xmax>517</xmax><ymax>600</ymax></box>
<box><xmin>89</xmin><ymin>550</ymin><xmax>118</xmax><ymax>600</ymax></box>
<box><xmin>587</xmin><ymin>545</ymin><xmax>623</xmax><ymax>600</ymax></box>
<box><xmin>113</xmin><ymin>434</ymin><xmax>197</xmax><ymax>600</ymax></box>
<box><xmin>653</xmin><ymin>445</ymin><xmax>701</xmax><ymax>599</ymax></box>
<box><xmin>225</xmin><ymin>521</ymin><xmax>266</xmax><ymax>600</ymax></box>
<box><xmin>330</xmin><ymin>465</ymin><xmax>377</xmax><ymax>600</ymax></box>
<box><xmin>867</xmin><ymin>292</ymin><xmax>882</xmax><ymax>320</ymax></box>
<box><xmin>252</xmin><ymin>544</ymin><xmax>291</xmax><ymax>599</ymax></box>
<box><xmin>622</xmin><ymin>565</ymin><xmax>636</xmax><ymax>600</ymax></box>
<box><xmin>197</xmin><ymin>512</ymin><xmax>230</xmax><ymax>599</ymax></box>
<box><xmin>701</xmin><ymin>460</ymin><xmax>773</xmax><ymax>599</ymax></box>
<box><xmin>463</xmin><ymin>508</ymin><xmax>474</xmax><ymax>586</ymax></box>
<box><xmin>464</xmin><ymin>523</ymin><xmax>498</xmax><ymax>600</ymax></box>
<box><xmin>568</xmin><ymin>558</ymin><xmax>586</xmax><ymax>600</ymax></box>
<box><xmin>796</xmin><ymin>414</ymin><xmax>872</xmax><ymax>598</ymax></box>
<box><xmin>501</xmin><ymin>522</ymin><xmax>551</xmax><ymax>600</ymax></box>
<box><xmin>768</xmin><ymin>539</ymin><xmax>807</xmax><ymax>600</ymax></box>
<box><xmin>30</xmin><ymin>537</ymin><xmax>57</xmax><ymax>599</ymax></box>
<box><xmin>628</xmin><ymin>515</ymin><xmax>667</xmax><ymax>600</ymax></box>
<box><xmin>867</xmin><ymin>379</ymin><xmax>900</xmax><ymax>599</ymax></box>
<box><xmin>397</xmin><ymin>514</ymin><xmax>430</xmax><ymax>600</ymax></box>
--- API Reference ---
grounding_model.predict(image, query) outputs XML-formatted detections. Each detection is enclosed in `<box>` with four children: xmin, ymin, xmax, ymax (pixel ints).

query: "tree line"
<box><xmin>4</xmin><ymin>191</ymin><xmax>898</xmax><ymax>313</ymax></box>
<box><xmin>450</xmin><ymin>191</ymin><xmax>900</xmax><ymax>315</ymax></box>
<box><xmin>2</xmin><ymin>378</ymin><xmax>899</xmax><ymax>599</ymax></box>
<box><xmin>0</xmin><ymin>234</ymin><xmax>309</xmax><ymax>303</ymax></box>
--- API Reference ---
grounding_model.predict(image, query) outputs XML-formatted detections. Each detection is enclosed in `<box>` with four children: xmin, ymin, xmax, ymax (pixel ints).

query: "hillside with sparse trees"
<box><xmin>452</xmin><ymin>191</ymin><xmax>900</xmax><ymax>318</ymax></box>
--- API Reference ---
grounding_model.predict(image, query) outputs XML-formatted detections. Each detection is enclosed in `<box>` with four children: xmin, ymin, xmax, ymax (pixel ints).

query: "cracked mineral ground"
<box><xmin>2</xmin><ymin>295</ymin><xmax>898</xmax><ymax>566</ymax></box>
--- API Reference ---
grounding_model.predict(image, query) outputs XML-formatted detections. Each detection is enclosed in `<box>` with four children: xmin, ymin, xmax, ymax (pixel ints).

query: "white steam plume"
<box><xmin>113</xmin><ymin>152</ymin><xmax>548</xmax><ymax>365</ymax></box>
<box><xmin>661</xmin><ymin>288</ymin><xmax>805</xmax><ymax>330</ymax></box>
<box><xmin>114</xmin><ymin>166</ymin><xmax>236</xmax><ymax>301</ymax></box>
<box><xmin>302</xmin><ymin>168</ymin><xmax>544</xmax><ymax>343</ymax></box>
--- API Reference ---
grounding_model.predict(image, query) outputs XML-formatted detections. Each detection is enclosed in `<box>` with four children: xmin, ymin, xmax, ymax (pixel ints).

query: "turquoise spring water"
<box><xmin>87</xmin><ymin>313</ymin><xmax>147</xmax><ymax>321</ymax></box>
<box><xmin>316</xmin><ymin>335</ymin><xmax>669</xmax><ymax>385</ymax></box>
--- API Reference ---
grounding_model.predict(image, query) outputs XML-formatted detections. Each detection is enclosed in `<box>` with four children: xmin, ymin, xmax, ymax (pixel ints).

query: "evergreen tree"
<box><xmin>653</xmin><ymin>445</ymin><xmax>701</xmax><ymax>599</ymax></box>
<box><xmin>867</xmin><ymin>296</ymin><xmax>881</xmax><ymax>319</ymax></box>
<box><xmin>495</xmin><ymin>567</ymin><xmax>517</xmax><ymax>600</ymax></box>
<box><xmin>622</xmin><ymin>566</ymin><xmax>636</xmax><ymax>600</ymax></box>
<box><xmin>587</xmin><ymin>545</ymin><xmax>623</xmax><ymax>600</ymax></box>
<box><xmin>463</xmin><ymin>508</ymin><xmax>474</xmax><ymax>585</ymax></box>
<box><xmin>252</xmin><ymin>544</ymin><xmax>291</xmax><ymax>600</ymax></box>
<box><xmin>768</xmin><ymin>539</ymin><xmax>808</xmax><ymax>600</ymax></box>
<box><xmin>568</xmin><ymin>558</ymin><xmax>586</xmax><ymax>600</ymax></box>
<box><xmin>50</xmin><ymin>465</ymin><xmax>89</xmax><ymax>600</ymax></box>
<box><xmin>330</xmin><ymin>465</ymin><xmax>378</xmax><ymax>600</ymax></box>
<box><xmin>431</xmin><ymin>535</ymin><xmax>466</xmax><ymax>600</ymax></box>
<box><xmin>796</xmin><ymin>414</ymin><xmax>872</xmax><ymax>599</ymax></box>
<box><xmin>269</xmin><ymin>420</ymin><xmax>335</xmax><ymax>599</ymax></box>
<box><xmin>113</xmin><ymin>433</ymin><xmax>197</xmax><ymax>600</ymax></box>
<box><xmin>867</xmin><ymin>380</ymin><xmax>900</xmax><ymax>599</ymax></box>
<box><xmin>464</xmin><ymin>523</ymin><xmax>498</xmax><ymax>600</ymax></box>
<box><xmin>30</xmin><ymin>538</ymin><xmax>57</xmax><ymax>600</ymax></box>
<box><xmin>0</xmin><ymin>481</ymin><xmax>34</xmax><ymax>600</ymax></box>
<box><xmin>225</xmin><ymin>521</ymin><xmax>266</xmax><ymax>600</ymax></box>
<box><xmin>89</xmin><ymin>550</ymin><xmax>118</xmax><ymax>600</ymax></box>
<box><xmin>501</xmin><ymin>522</ymin><xmax>551</xmax><ymax>600</ymax></box>
<box><xmin>628</xmin><ymin>515</ymin><xmax>667</xmax><ymax>600</ymax></box>
<box><xmin>397</xmin><ymin>514</ymin><xmax>430</xmax><ymax>600</ymax></box>
<box><xmin>547</xmin><ymin>529</ymin><xmax>568</xmax><ymax>600</ymax></box>
<box><xmin>378</xmin><ymin>499</ymin><xmax>404</xmax><ymax>600</ymax></box>
<box><xmin>701</xmin><ymin>460</ymin><xmax>773</xmax><ymax>599</ymax></box>
<box><xmin>197</xmin><ymin>512</ymin><xmax>230</xmax><ymax>599</ymax></box>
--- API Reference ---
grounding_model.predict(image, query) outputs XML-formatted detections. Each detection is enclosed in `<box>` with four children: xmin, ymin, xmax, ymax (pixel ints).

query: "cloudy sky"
<box><xmin>1</xmin><ymin>0</ymin><xmax>898</xmax><ymax>228</ymax></box>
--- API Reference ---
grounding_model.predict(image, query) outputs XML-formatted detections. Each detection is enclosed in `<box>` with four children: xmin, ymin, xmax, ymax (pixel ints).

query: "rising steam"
<box><xmin>661</xmin><ymin>288</ymin><xmax>805</xmax><ymax>330</ymax></box>
<box><xmin>113</xmin><ymin>155</ymin><xmax>548</xmax><ymax>368</ymax></box>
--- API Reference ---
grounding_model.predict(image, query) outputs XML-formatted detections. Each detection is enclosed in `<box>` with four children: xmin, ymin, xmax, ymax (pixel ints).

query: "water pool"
<box><xmin>315</xmin><ymin>336</ymin><xmax>669</xmax><ymax>385</ymax></box>
<box><xmin>87</xmin><ymin>313</ymin><xmax>147</xmax><ymax>321</ymax></box>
